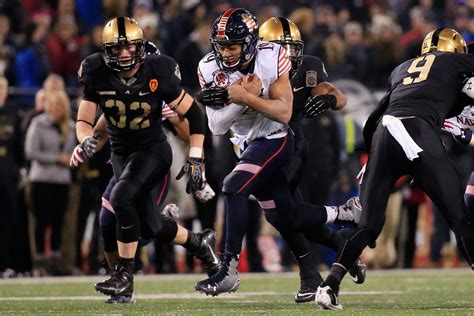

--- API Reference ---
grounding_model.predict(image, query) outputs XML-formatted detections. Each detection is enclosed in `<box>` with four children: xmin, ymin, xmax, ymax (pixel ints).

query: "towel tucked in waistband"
<box><xmin>381</xmin><ymin>115</ymin><xmax>423</xmax><ymax>161</ymax></box>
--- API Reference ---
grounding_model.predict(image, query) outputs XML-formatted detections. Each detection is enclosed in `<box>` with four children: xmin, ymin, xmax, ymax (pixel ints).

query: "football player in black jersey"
<box><xmin>75</xmin><ymin>17</ymin><xmax>208</xmax><ymax>298</ymax></box>
<box><xmin>259</xmin><ymin>17</ymin><xmax>366</xmax><ymax>304</ymax></box>
<box><xmin>315</xmin><ymin>28</ymin><xmax>474</xmax><ymax>310</ymax></box>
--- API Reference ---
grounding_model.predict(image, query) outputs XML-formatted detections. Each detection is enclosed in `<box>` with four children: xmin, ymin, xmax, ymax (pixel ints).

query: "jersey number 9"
<box><xmin>403</xmin><ymin>54</ymin><xmax>436</xmax><ymax>85</ymax></box>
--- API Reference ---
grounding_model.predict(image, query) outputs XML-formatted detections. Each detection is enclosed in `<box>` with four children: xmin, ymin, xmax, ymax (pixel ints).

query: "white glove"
<box><xmin>70</xmin><ymin>145</ymin><xmax>88</xmax><ymax>167</ymax></box>
<box><xmin>194</xmin><ymin>182</ymin><xmax>216</xmax><ymax>202</ymax></box>
<box><xmin>443</xmin><ymin>118</ymin><xmax>472</xmax><ymax>145</ymax></box>
<box><xmin>442</xmin><ymin>118</ymin><xmax>464</xmax><ymax>136</ymax></box>
<box><xmin>161</xmin><ymin>203</ymin><xmax>180</xmax><ymax>221</ymax></box>
<box><xmin>462</xmin><ymin>77</ymin><xmax>474</xmax><ymax>99</ymax></box>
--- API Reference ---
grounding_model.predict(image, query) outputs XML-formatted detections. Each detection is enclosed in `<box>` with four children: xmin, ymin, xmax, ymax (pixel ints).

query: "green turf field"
<box><xmin>0</xmin><ymin>269</ymin><xmax>473</xmax><ymax>315</ymax></box>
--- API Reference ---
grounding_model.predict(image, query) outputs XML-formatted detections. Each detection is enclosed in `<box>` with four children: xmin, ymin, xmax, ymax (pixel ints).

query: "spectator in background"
<box><xmin>53</xmin><ymin>0</ymin><xmax>86</xmax><ymax>35</ymax></box>
<box><xmin>367</xmin><ymin>15</ymin><xmax>402</xmax><ymax>88</ymax></box>
<box><xmin>80</xmin><ymin>25</ymin><xmax>103</xmax><ymax>59</ymax></box>
<box><xmin>21</xmin><ymin>74</ymin><xmax>65</xmax><ymax>136</ymax></box>
<box><xmin>24</xmin><ymin>90</ymin><xmax>75</xmax><ymax>276</ymax></box>
<box><xmin>402</xmin><ymin>8</ymin><xmax>438</xmax><ymax>59</ymax></box>
<box><xmin>0</xmin><ymin>76</ymin><xmax>24</xmax><ymax>277</ymax></box>
<box><xmin>102</xmin><ymin>0</ymin><xmax>129</xmax><ymax>20</ymax></box>
<box><xmin>0</xmin><ymin>14</ymin><xmax>17</xmax><ymax>85</ymax></box>
<box><xmin>343</xmin><ymin>21</ymin><xmax>370</xmax><ymax>82</ymax></box>
<box><xmin>453</xmin><ymin>4</ymin><xmax>474</xmax><ymax>42</ymax></box>
<box><xmin>175</xmin><ymin>21</ymin><xmax>211</xmax><ymax>94</ymax></box>
<box><xmin>46</xmin><ymin>16</ymin><xmax>85</xmax><ymax>86</ymax></box>
<box><xmin>15</xmin><ymin>21</ymin><xmax>50</xmax><ymax>91</ymax></box>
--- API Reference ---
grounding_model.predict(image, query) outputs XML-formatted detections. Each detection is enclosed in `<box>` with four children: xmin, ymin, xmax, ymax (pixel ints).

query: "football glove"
<box><xmin>81</xmin><ymin>135</ymin><xmax>98</xmax><ymax>158</ymax></box>
<box><xmin>194</xmin><ymin>181</ymin><xmax>216</xmax><ymax>202</ymax></box>
<box><xmin>303</xmin><ymin>94</ymin><xmax>337</xmax><ymax>118</ymax></box>
<box><xmin>176</xmin><ymin>157</ymin><xmax>205</xmax><ymax>194</ymax></box>
<box><xmin>442</xmin><ymin>119</ymin><xmax>472</xmax><ymax>145</ymax></box>
<box><xmin>462</xmin><ymin>76</ymin><xmax>474</xmax><ymax>99</ymax></box>
<box><xmin>70</xmin><ymin>145</ymin><xmax>88</xmax><ymax>167</ymax></box>
<box><xmin>196</xmin><ymin>85</ymin><xmax>229</xmax><ymax>108</ymax></box>
<box><xmin>161</xmin><ymin>203</ymin><xmax>179</xmax><ymax>221</ymax></box>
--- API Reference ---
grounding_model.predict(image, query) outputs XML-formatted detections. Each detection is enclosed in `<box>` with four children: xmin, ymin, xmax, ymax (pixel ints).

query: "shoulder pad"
<box><xmin>145</xmin><ymin>54</ymin><xmax>181</xmax><ymax>81</ymax></box>
<box><xmin>78</xmin><ymin>53</ymin><xmax>104</xmax><ymax>83</ymax></box>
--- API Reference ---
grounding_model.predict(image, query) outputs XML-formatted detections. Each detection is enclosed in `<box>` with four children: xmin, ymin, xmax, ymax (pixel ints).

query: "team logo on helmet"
<box><xmin>212</xmin><ymin>70</ymin><xmax>230</xmax><ymax>87</ymax></box>
<box><xmin>241</xmin><ymin>13</ymin><xmax>256</xmax><ymax>32</ymax></box>
<box><xmin>149</xmin><ymin>79</ymin><xmax>158</xmax><ymax>92</ymax></box>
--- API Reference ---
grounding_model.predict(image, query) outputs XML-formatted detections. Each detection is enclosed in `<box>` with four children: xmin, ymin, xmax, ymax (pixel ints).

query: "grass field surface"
<box><xmin>0</xmin><ymin>269</ymin><xmax>473</xmax><ymax>315</ymax></box>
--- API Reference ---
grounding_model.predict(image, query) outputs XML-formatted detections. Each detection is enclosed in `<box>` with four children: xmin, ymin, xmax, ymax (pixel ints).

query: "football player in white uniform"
<box><xmin>194</xmin><ymin>8</ymin><xmax>361</xmax><ymax>297</ymax></box>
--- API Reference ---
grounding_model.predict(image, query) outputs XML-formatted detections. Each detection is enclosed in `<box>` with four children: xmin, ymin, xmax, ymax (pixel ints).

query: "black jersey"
<box><xmin>384</xmin><ymin>52</ymin><xmax>474</xmax><ymax>128</ymax></box>
<box><xmin>79</xmin><ymin>53</ymin><xmax>182</xmax><ymax>155</ymax></box>
<box><xmin>290</xmin><ymin>55</ymin><xmax>328</xmax><ymax>124</ymax></box>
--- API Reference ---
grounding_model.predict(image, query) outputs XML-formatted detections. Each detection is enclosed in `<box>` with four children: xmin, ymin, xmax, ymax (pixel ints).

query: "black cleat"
<box><xmin>195</xmin><ymin>252</ymin><xmax>240</xmax><ymax>296</ymax></box>
<box><xmin>294</xmin><ymin>286</ymin><xmax>317</xmax><ymax>303</ymax></box>
<box><xmin>191</xmin><ymin>229</ymin><xmax>220</xmax><ymax>276</ymax></box>
<box><xmin>94</xmin><ymin>265</ymin><xmax>134</xmax><ymax>296</ymax></box>
<box><xmin>348</xmin><ymin>258</ymin><xmax>366</xmax><ymax>284</ymax></box>
<box><xmin>105</xmin><ymin>293</ymin><xmax>136</xmax><ymax>304</ymax></box>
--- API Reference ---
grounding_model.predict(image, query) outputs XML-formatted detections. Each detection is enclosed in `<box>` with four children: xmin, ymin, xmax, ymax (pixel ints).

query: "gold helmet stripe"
<box><xmin>278</xmin><ymin>17</ymin><xmax>292</xmax><ymax>41</ymax></box>
<box><xmin>117</xmin><ymin>16</ymin><xmax>127</xmax><ymax>41</ymax></box>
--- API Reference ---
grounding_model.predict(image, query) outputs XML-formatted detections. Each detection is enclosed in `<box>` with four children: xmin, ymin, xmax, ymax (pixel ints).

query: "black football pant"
<box><xmin>110</xmin><ymin>141</ymin><xmax>177</xmax><ymax>244</ymax></box>
<box><xmin>276</xmin><ymin>125</ymin><xmax>341</xmax><ymax>267</ymax></box>
<box><xmin>99</xmin><ymin>172</ymin><xmax>173</xmax><ymax>252</ymax></box>
<box><xmin>335</xmin><ymin>117</ymin><xmax>474</xmax><ymax>270</ymax></box>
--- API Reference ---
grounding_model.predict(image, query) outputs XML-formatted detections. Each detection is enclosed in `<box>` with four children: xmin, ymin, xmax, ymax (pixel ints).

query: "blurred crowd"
<box><xmin>0</xmin><ymin>0</ymin><xmax>473</xmax><ymax>277</ymax></box>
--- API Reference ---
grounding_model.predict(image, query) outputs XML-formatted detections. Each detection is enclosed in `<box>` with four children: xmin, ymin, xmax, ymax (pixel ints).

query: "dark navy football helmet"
<box><xmin>210</xmin><ymin>8</ymin><xmax>259</xmax><ymax>71</ymax></box>
<box><xmin>145</xmin><ymin>41</ymin><xmax>160</xmax><ymax>55</ymax></box>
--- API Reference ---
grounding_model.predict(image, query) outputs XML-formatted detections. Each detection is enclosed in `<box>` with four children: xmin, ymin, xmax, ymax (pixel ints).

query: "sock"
<box><xmin>296</xmin><ymin>252</ymin><xmax>323</xmax><ymax>287</ymax></box>
<box><xmin>325</xmin><ymin>206</ymin><xmax>338</xmax><ymax>224</ymax></box>
<box><xmin>117</xmin><ymin>257</ymin><xmax>135</xmax><ymax>274</ymax></box>
<box><xmin>323</xmin><ymin>264</ymin><xmax>347</xmax><ymax>294</ymax></box>
<box><xmin>183</xmin><ymin>230</ymin><xmax>201</xmax><ymax>253</ymax></box>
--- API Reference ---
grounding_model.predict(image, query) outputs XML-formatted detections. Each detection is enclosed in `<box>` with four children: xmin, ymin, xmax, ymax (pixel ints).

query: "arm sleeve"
<box><xmin>206</xmin><ymin>104</ymin><xmax>247</xmax><ymax>135</ymax></box>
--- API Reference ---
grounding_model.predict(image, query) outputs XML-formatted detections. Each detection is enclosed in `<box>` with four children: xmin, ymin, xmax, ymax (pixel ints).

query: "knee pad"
<box><xmin>110</xmin><ymin>180</ymin><xmax>141</xmax><ymax>242</ymax></box>
<box><xmin>153</xmin><ymin>216</ymin><xmax>178</xmax><ymax>243</ymax></box>
<box><xmin>99</xmin><ymin>207</ymin><xmax>118</xmax><ymax>252</ymax></box>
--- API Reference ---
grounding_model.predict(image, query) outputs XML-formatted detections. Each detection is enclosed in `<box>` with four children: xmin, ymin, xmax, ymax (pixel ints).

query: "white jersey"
<box><xmin>443</xmin><ymin>77</ymin><xmax>474</xmax><ymax>133</ymax></box>
<box><xmin>197</xmin><ymin>41</ymin><xmax>291</xmax><ymax>143</ymax></box>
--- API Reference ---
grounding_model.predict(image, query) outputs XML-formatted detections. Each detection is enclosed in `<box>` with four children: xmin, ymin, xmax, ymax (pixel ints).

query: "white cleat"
<box><xmin>315</xmin><ymin>285</ymin><xmax>343</xmax><ymax>311</ymax></box>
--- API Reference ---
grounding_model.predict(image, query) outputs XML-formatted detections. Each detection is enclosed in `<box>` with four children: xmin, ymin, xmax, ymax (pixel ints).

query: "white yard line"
<box><xmin>0</xmin><ymin>291</ymin><xmax>403</xmax><ymax>301</ymax></box>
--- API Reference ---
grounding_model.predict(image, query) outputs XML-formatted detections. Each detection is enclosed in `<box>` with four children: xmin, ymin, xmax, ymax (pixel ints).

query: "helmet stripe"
<box><xmin>431</xmin><ymin>27</ymin><xmax>443</xmax><ymax>50</ymax></box>
<box><xmin>217</xmin><ymin>8</ymin><xmax>238</xmax><ymax>36</ymax></box>
<box><xmin>117</xmin><ymin>16</ymin><xmax>126</xmax><ymax>40</ymax></box>
<box><xmin>278</xmin><ymin>17</ymin><xmax>292</xmax><ymax>40</ymax></box>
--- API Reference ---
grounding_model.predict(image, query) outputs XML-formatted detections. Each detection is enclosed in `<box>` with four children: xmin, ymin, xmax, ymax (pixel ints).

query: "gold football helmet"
<box><xmin>260</xmin><ymin>17</ymin><xmax>304</xmax><ymax>78</ymax></box>
<box><xmin>102</xmin><ymin>16</ymin><xmax>146</xmax><ymax>71</ymax></box>
<box><xmin>421</xmin><ymin>27</ymin><xmax>467</xmax><ymax>55</ymax></box>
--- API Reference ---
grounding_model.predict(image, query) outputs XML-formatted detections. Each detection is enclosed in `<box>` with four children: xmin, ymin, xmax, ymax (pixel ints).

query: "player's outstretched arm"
<box><xmin>312</xmin><ymin>82</ymin><xmax>347</xmax><ymax>110</ymax></box>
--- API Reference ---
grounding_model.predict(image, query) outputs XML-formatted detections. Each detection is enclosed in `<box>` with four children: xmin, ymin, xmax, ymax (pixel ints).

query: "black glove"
<box><xmin>176</xmin><ymin>157</ymin><xmax>205</xmax><ymax>193</ymax></box>
<box><xmin>196</xmin><ymin>85</ymin><xmax>229</xmax><ymax>108</ymax></box>
<box><xmin>80</xmin><ymin>135</ymin><xmax>98</xmax><ymax>158</ymax></box>
<box><xmin>303</xmin><ymin>94</ymin><xmax>337</xmax><ymax>118</ymax></box>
